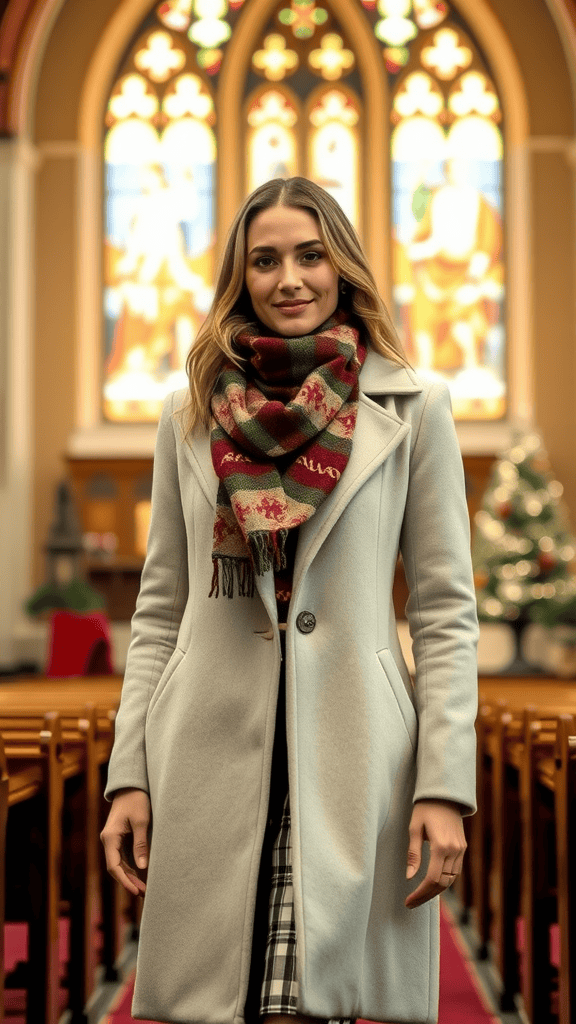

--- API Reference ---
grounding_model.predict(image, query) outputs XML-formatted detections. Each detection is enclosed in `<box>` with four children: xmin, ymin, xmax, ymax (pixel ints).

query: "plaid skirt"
<box><xmin>260</xmin><ymin>790</ymin><xmax>354</xmax><ymax>1024</ymax></box>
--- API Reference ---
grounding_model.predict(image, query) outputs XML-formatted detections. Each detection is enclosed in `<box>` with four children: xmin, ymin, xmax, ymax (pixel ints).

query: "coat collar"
<box><xmin>359</xmin><ymin>347</ymin><xmax>423</xmax><ymax>396</ymax></box>
<box><xmin>180</xmin><ymin>351</ymin><xmax>422</xmax><ymax>621</ymax></box>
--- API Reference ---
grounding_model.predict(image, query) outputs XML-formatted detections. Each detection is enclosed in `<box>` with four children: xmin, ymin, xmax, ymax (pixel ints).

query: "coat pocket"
<box><xmin>376</xmin><ymin>647</ymin><xmax>418</xmax><ymax>752</ymax></box>
<box><xmin>146</xmin><ymin>646</ymin><xmax>186</xmax><ymax>726</ymax></box>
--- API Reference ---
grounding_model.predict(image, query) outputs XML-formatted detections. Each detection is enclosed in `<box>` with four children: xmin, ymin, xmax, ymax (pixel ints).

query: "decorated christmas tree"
<box><xmin>472</xmin><ymin>428</ymin><xmax>576</xmax><ymax>671</ymax></box>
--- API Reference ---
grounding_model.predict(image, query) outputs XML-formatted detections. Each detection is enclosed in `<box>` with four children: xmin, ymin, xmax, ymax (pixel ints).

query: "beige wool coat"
<box><xmin>104</xmin><ymin>347</ymin><xmax>480</xmax><ymax>1024</ymax></box>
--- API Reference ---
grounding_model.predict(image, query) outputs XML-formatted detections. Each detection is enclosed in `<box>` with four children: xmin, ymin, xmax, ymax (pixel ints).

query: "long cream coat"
<box><xmin>104</xmin><ymin>349</ymin><xmax>480</xmax><ymax>1024</ymax></box>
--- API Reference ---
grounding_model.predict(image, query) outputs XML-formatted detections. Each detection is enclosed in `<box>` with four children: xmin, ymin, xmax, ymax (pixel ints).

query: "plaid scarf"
<box><xmin>209</xmin><ymin>309</ymin><xmax>367</xmax><ymax>598</ymax></box>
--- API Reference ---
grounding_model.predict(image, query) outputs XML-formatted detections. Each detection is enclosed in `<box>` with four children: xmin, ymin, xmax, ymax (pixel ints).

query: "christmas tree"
<box><xmin>472</xmin><ymin>429</ymin><xmax>576</xmax><ymax>627</ymax></box>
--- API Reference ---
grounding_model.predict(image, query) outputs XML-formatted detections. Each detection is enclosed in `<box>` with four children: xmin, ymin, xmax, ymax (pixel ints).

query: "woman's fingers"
<box><xmin>405</xmin><ymin>799</ymin><xmax>467</xmax><ymax>909</ymax></box>
<box><xmin>102</xmin><ymin>831</ymin><xmax>147</xmax><ymax>896</ymax></box>
<box><xmin>405</xmin><ymin>878</ymin><xmax>445</xmax><ymax>909</ymax></box>
<box><xmin>405</xmin><ymin>843</ymin><xmax>450</xmax><ymax>908</ymax></box>
<box><xmin>405</xmin><ymin>818</ymin><xmax>423</xmax><ymax>879</ymax></box>
<box><xmin>100</xmin><ymin>789</ymin><xmax>151</xmax><ymax>898</ymax></box>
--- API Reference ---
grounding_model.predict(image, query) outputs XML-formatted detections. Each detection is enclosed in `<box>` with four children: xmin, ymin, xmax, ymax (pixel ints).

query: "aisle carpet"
<box><xmin>103</xmin><ymin>900</ymin><xmax>500</xmax><ymax>1024</ymax></box>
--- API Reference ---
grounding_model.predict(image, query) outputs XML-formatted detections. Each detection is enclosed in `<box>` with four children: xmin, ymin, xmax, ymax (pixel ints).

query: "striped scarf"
<box><xmin>209</xmin><ymin>309</ymin><xmax>367</xmax><ymax>598</ymax></box>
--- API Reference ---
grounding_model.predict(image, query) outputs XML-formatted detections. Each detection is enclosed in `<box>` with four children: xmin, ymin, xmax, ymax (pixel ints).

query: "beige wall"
<box><xmin>29</xmin><ymin>0</ymin><xmax>576</xmax><ymax>586</ymax></box>
<box><xmin>532</xmin><ymin>149</ymin><xmax>576</xmax><ymax>511</ymax></box>
<box><xmin>34</xmin><ymin>154</ymin><xmax>77</xmax><ymax>576</ymax></box>
<box><xmin>33</xmin><ymin>0</ymin><xmax>125</xmax><ymax>584</ymax></box>
<box><xmin>493</xmin><ymin>0</ymin><xmax>573</xmax><ymax>133</ymax></box>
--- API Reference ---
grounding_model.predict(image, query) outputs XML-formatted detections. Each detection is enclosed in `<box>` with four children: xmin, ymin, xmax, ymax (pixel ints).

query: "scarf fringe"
<box><xmin>210</xmin><ymin>556</ymin><xmax>256</xmax><ymax>599</ymax></box>
<box><xmin>249</xmin><ymin>529</ymin><xmax>288</xmax><ymax>577</ymax></box>
<box><xmin>209</xmin><ymin>530</ymin><xmax>289</xmax><ymax>599</ymax></box>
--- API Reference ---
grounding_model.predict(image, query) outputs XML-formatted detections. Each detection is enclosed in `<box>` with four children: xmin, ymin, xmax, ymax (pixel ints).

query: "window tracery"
<box><xmin>101</xmin><ymin>0</ymin><xmax>505</xmax><ymax>422</ymax></box>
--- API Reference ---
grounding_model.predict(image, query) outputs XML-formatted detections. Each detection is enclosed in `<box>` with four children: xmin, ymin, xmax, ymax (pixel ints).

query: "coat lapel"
<box><xmin>291</xmin><ymin>395</ymin><xmax>407</xmax><ymax>598</ymax></box>
<box><xmin>180</xmin><ymin>352</ymin><xmax>423</xmax><ymax>614</ymax></box>
<box><xmin>291</xmin><ymin>352</ymin><xmax>423</xmax><ymax>598</ymax></box>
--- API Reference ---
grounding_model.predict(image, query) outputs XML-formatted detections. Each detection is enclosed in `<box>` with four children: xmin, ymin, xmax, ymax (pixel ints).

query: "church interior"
<box><xmin>1</xmin><ymin>0</ymin><xmax>576</xmax><ymax>1020</ymax></box>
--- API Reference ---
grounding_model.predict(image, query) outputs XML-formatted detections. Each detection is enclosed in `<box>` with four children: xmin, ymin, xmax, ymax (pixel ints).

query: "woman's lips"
<box><xmin>273</xmin><ymin>301</ymin><xmax>313</xmax><ymax>315</ymax></box>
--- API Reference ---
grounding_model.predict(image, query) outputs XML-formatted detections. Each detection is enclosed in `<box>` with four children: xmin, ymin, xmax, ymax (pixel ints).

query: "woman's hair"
<box><xmin>177</xmin><ymin>176</ymin><xmax>414</xmax><ymax>434</ymax></box>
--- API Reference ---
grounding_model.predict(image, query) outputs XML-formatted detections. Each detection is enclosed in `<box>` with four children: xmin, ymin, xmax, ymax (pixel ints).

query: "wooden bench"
<box><xmin>519</xmin><ymin>707</ymin><xmax>559</xmax><ymax>1022</ymax></box>
<box><xmin>0</xmin><ymin>676</ymin><xmax>131</xmax><ymax>1023</ymax></box>
<box><xmin>1</xmin><ymin>711</ymin><xmax>64</xmax><ymax>1024</ymax></box>
<box><xmin>1</xmin><ymin>706</ymin><xmax>103</xmax><ymax>1022</ymax></box>
<box><xmin>465</xmin><ymin>687</ymin><xmax>576</xmax><ymax>1024</ymax></box>
<box><xmin>0</xmin><ymin>676</ymin><xmax>128</xmax><ymax>976</ymax></box>
<box><xmin>519</xmin><ymin>709</ymin><xmax>576</xmax><ymax>1024</ymax></box>
<box><xmin>554</xmin><ymin>714</ymin><xmax>576</xmax><ymax>1024</ymax></box>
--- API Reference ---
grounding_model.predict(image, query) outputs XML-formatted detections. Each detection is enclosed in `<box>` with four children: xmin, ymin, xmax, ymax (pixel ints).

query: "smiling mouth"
<box><xmin>273</xmin><ymin>300</ymin><xmax>313</xmax><ymax>308</ymax></box>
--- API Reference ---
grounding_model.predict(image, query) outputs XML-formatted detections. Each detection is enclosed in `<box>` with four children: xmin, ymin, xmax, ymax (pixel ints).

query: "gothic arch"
<box><xmin>217</xmin><ymin>0</ymin><xmax>387</xmax><ymax>284</ymax></box>
<box><xmin>1</xmin><ymin>0</ymin><xmax>575</xmax><ymax>138</ymax></box>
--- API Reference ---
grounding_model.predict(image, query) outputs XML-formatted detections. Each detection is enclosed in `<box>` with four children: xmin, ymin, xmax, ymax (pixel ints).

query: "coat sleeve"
<box><xmin>104</xmin><ymin>390</ymin><xmax>189</xmax><ymax>802</ymax></box>
<box><xmin>399</xmin><ymin>381</ymin><xmax>479</xmax><ymax>816</ymax></box>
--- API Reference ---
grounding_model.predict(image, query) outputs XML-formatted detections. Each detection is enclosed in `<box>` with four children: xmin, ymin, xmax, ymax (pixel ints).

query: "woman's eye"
<box><xmin>253</xmin><ymin>251</ymin><xmax>323</xmax><ymax>268</ymax></box>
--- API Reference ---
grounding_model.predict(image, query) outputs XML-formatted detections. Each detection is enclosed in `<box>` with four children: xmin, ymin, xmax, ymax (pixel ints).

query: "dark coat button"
<box><xmin>296</xmin><ymin>611</ymin><xmax>316</xmax><ymax>634</ymax></box>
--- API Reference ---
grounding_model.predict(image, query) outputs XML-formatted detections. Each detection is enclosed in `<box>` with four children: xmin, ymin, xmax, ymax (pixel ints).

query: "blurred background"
<box><xmin>2</xmin><ymin>5</ymin><xmax>576</xmax><ymax>1023</ymax></box>
<box><xmin>1</xmin><ymin>0</ymin><xmax>576</xmax><ymax>675</ymax></box>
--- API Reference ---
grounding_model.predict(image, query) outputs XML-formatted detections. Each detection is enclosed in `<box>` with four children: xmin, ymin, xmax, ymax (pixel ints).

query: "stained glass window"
<box><xmin>103</xmin><ymin>1</ymin><xmax>242</xmax><ymax>422</ymax></box>
<box><xmin>244</xmin><ymin>0</ymin><xmax>362</xmax><ymax>222</ymax></box>
<box><xmin>308</xmin><ymin>88</ymin><xmax>360</xmax><ymax>228</ymax></box>
<box><xmin>102</xmin><ymin>0</ymin><xmax>506</xmax><ymax>425</ymax></box>
<box><xmin>362</xmin><ymin>0</ymin><xmax>505</xmax><ymax>420</ymax></box>
<box><xmin>246</xmin><ymin>89</ymin><xmax>299</xmax><ymax>193</ymax></box>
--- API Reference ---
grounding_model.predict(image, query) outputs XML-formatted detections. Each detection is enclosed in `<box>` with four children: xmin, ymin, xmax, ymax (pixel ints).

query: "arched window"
<box><xmin>101</xmin><ymin>0</ymin><xmax>505</xmax><ymax>422</ymax></box>
<box><xmin>361</xmin><ymin>0</ymin><xmax>505</xmax><ymax>419</ymax></box>
<box><xmin>307</xmin><ymin>86</ymin><xmax>361</xmax><ymax>229</ymax></box>
<box><xmin>243</xmin><ymin>0</ymin><xmax>363</xmax><ymax>219</ymax></box>
<box><xmin>246</xmin><ymin>86</ymin><xmax>300</xmax><ymax>193</ymax></box>
<box><xmin>102</xmin><ymin>0</ymin><xmax>242</xmax><ymax>422</ymax></box>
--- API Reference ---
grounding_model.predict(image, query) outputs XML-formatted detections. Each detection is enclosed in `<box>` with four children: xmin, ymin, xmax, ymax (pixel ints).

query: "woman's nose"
<box><xmin>278</xmin><ymin>260</ymin><xmax>303</xmax><ymax>290</ymax></box>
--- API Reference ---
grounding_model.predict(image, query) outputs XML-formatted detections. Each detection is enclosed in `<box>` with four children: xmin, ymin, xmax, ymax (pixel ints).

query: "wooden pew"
<box><xmin>1</xmin><ymin>706</ymin><xmax>102</xmax><ymax>1022</ymax></box>
<box><xmin>519</xmin><ymin>707</ymin><xmax>559</xmax><ymax>1023</ymax></box>
<box><xmin>2</xmin><ymin>711</ymin><xmax>64</xmax><ymax>1024</ymax></box>
<box><xmin>0</xmin><ymin>678</ymin><xmax>128</xmax><ymax>985</ymax></box>
<box><xmin>554</xmin><ymin>714</ymin><xmax>576</xmax><ymax>1024</ymax></box>
<box><xmin>489</xmin><ymin>703</ymin><xmax>522</xmax><ymax>1010</ymax></box>
<box><xmin>0</xmin><ymin>733</ymin><xmax>9</xmax><ymax>1022</ymax></box>
<box><xmin>467</xmin><ymin>693</ymin><xmax>576</xmax><ymax>1024</ymax></box>
<box><xmin>519</xmin><ymin>710</ymin><xmax>576</xmax><ymax>1024</ymax></box>
<box><xmin>0</xmin><ymin>679</ymin><xmax>132</xmax><ymax>1022</ymax></box>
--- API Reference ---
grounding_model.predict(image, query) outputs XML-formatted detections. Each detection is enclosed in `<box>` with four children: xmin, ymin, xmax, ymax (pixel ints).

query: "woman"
<box><xmin>101</xmin><ymin>177</ymin><xmax>479</xmax><ymax>1024</ymax></box>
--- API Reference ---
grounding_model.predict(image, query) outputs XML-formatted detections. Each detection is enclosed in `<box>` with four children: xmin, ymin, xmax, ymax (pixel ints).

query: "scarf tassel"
<box><xmin>210</xmin><ymin>556</ymin><xmax>256</xmax><ymax>599</ymax></box>
<box><xmin>249</xmin><ymin>528</ymin><xmax>288</xmax><ymax>578</ymax></box>
<box><xmin>209</xmin><ymin>529</ymin><xmax>289</xmax><ymax>599</ymax></box>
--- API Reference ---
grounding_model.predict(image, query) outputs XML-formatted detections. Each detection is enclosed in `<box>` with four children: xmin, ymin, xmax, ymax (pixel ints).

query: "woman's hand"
<box><xmin>404</xmin><ymin>798</ymin><xmax>466</xmax><ymax>909</ymax></box>
<box><xmin>100</xmin><ymin>787</ymin><xmax>152</xmax><ymax>898</ymax></box>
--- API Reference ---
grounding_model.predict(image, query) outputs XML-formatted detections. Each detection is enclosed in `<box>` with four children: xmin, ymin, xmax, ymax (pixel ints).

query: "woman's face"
<box><xmin>244</xmin><ymin>205</ymin><xmax>340</xmax><ymax>336</ymax></box>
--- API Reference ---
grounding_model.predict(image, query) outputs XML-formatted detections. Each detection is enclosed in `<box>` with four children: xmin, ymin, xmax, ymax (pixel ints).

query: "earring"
<box><xmin>339</xmin><ymin>279</ymin><xmax>348</xmax><ymax>294</ymax></box>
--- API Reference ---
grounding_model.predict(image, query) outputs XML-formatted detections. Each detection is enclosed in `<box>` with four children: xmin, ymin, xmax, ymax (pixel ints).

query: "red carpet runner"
<box><xmin>101</xmin><ymin>900</ymin><xmax>500</xmax><ymax>1024</ymax></box>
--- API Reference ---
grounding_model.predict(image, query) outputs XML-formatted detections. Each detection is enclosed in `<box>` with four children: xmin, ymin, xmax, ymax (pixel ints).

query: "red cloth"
<box><xmin>46</xmin><ymin>609</ymin><xmax>114</xmax><ymax>676</ymax></box>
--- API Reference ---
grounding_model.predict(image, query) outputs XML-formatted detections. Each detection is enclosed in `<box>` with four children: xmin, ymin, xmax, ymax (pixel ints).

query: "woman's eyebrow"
<box><xmin>248</xmin><ymin>239</ymin><xmax>323</xmax><ymax>255</ymax></box>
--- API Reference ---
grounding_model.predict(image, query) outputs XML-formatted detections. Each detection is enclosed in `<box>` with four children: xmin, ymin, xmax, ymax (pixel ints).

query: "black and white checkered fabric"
<box><xmin>259</xmin><ymin>791</ymin><xmax>354</xmax><ymax>1024</ymax></box>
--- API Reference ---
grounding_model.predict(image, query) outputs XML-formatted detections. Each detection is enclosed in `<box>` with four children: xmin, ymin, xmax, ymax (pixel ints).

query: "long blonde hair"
<box><xmin>178</xmin><ymin>177</ymin><xmax>413</xmax><ymax>434</ymax></box>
